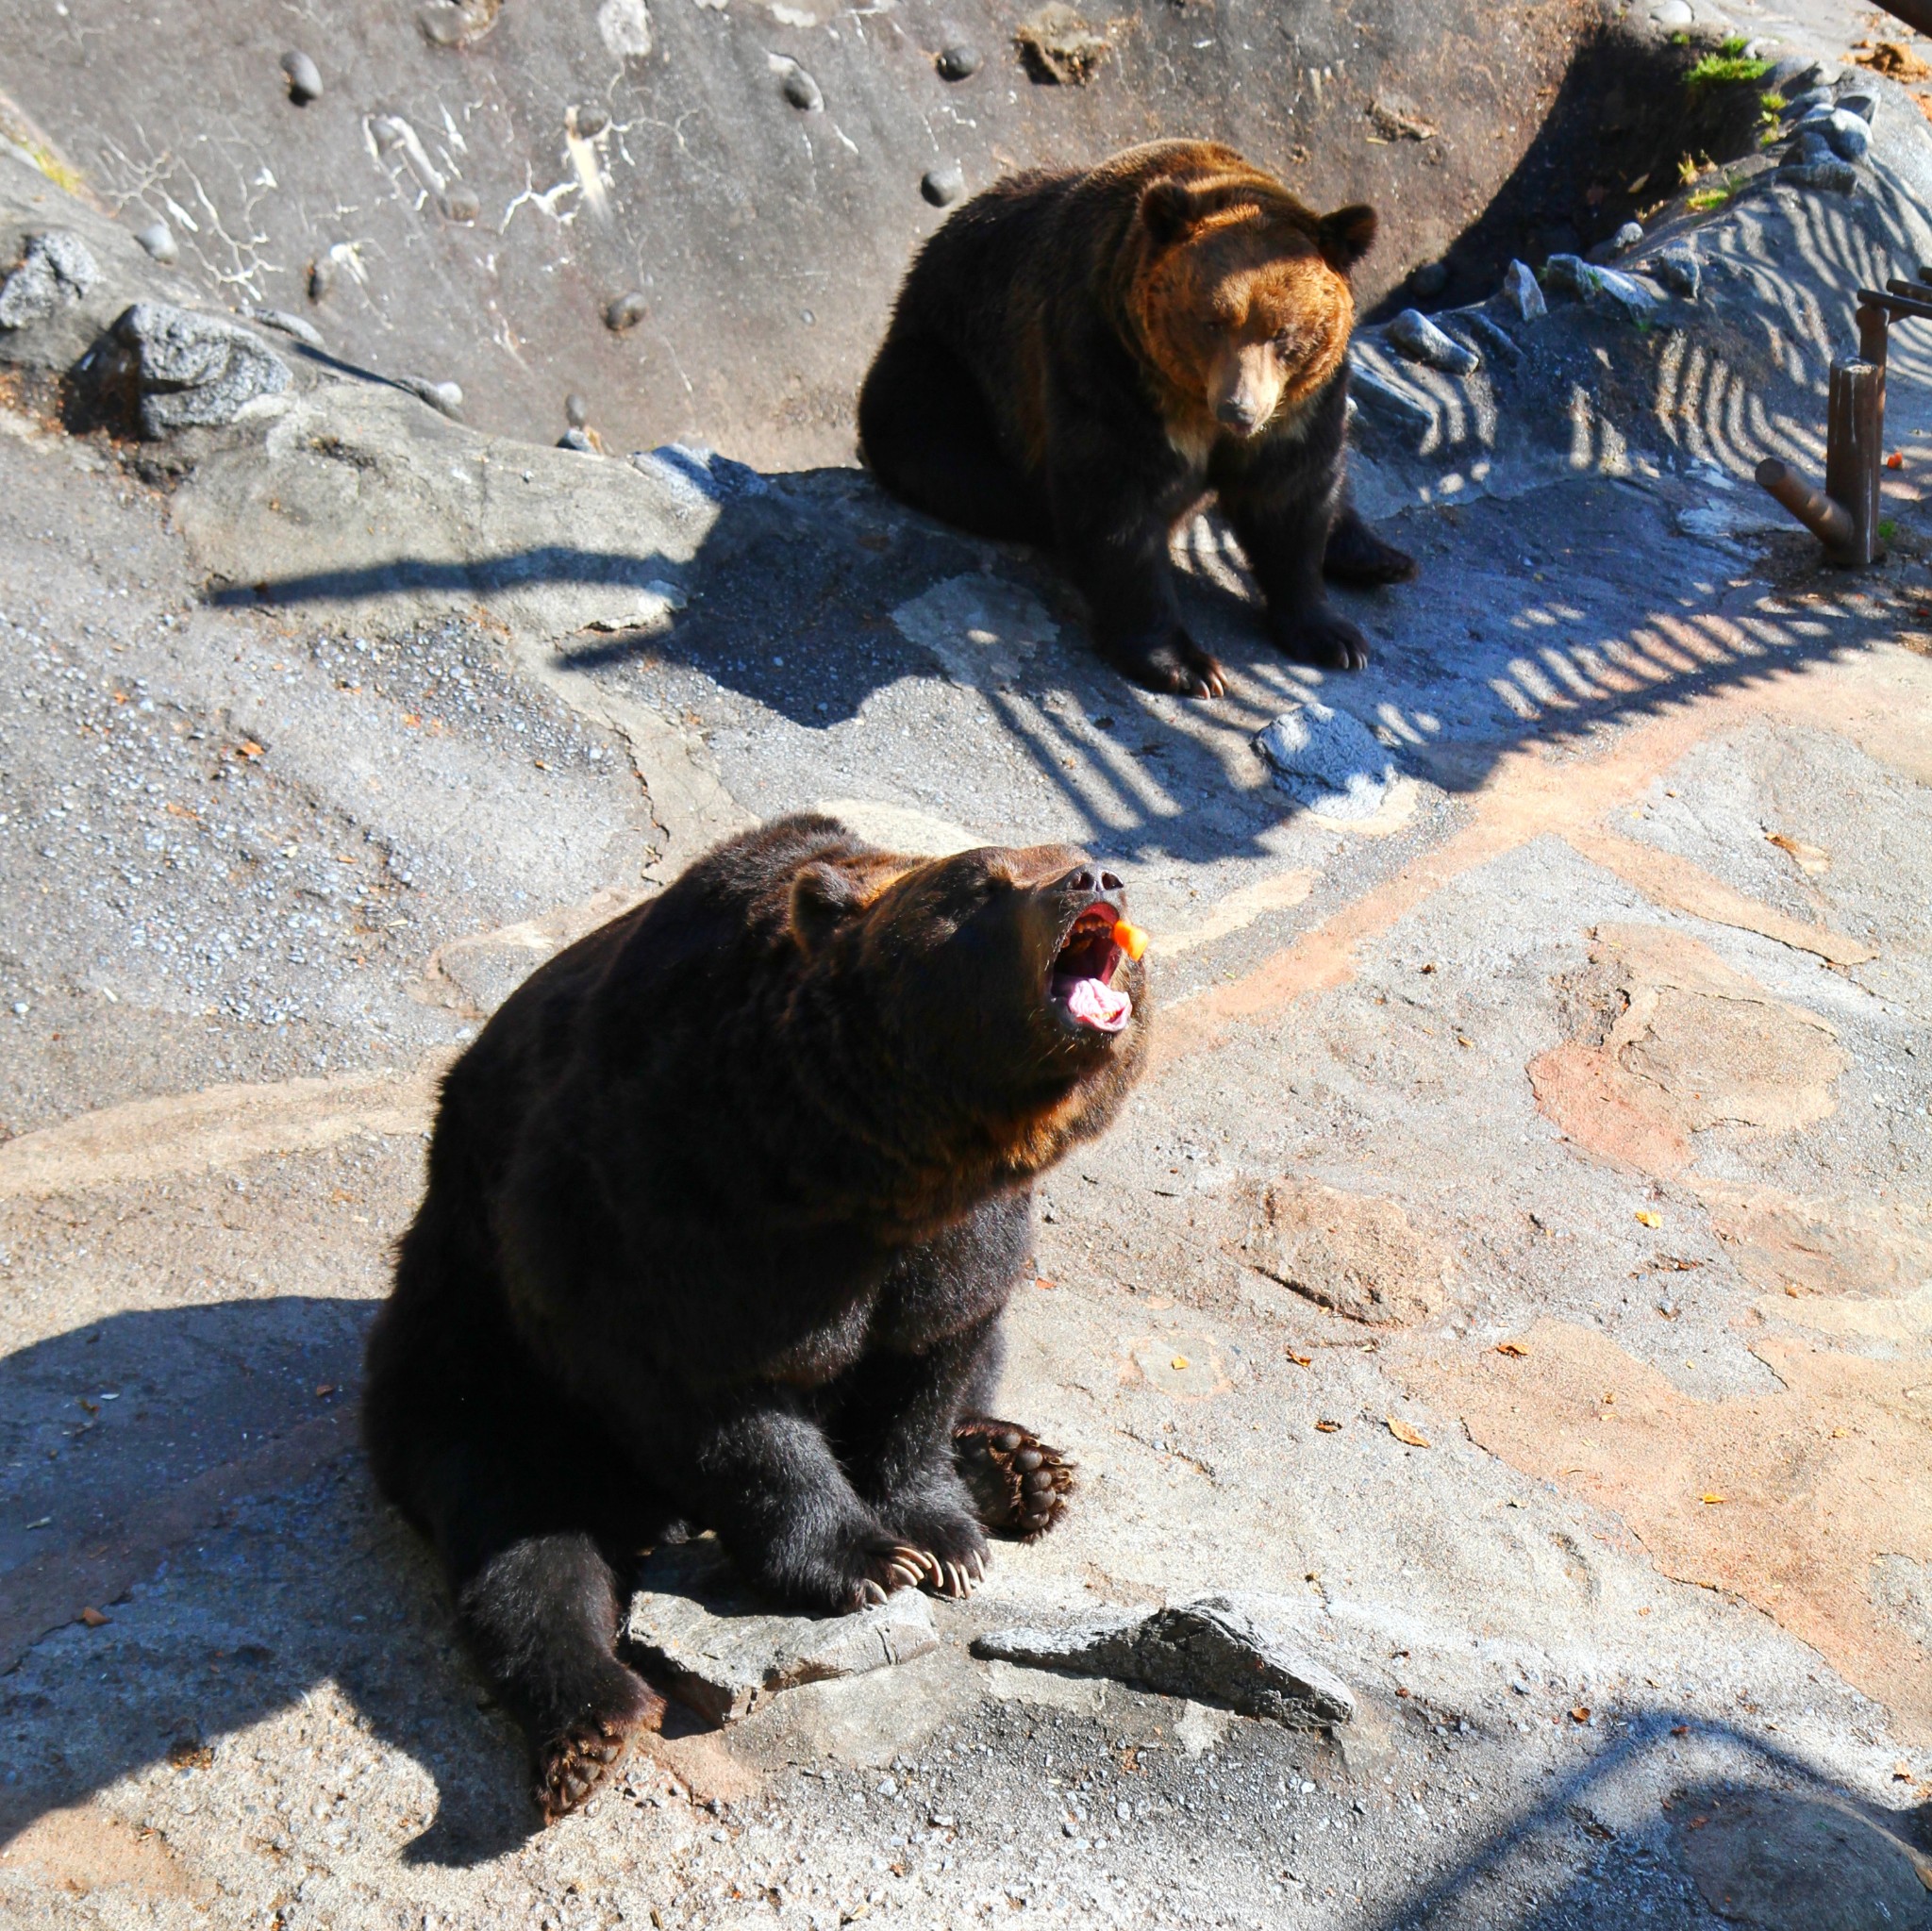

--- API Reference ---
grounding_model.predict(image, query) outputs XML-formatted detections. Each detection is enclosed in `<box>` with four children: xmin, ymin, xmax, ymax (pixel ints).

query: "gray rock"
<box><xmin>1542</xmin><ymin>255</ymin><xmax>1661</xmax><ymax>319</ymax></box>
<box><xmin>1648</xmin><ymin>0</ymin><xmax>1693</xmax><ymax>27</ymax></box>
<box><xmin>1345</xmin><ymin>353</ymin><xmax>1435</xmax><ymax>427</ymax></box>
<box><xmin>1608</xmin><ymin>220</ymin><xmax>1642</xmax><ymax>257</ymax></box>
<box><xmin>558</xmin><ymin>427</ymin><xmax>598</xmax><ymax>454</ymax></box>
<box><xmin>307</xmin><ymin>256</ymin><xmax>336</xmax><ymax>302</ymax></box>
<box><xmin>565</xmin><ymin>391</ymin><xmax>591</xmax><ymax>427</ymax></box>
<box><xmin>1653</xmin><ymin>246</ymin><xmax>1702</xmax><ymax>299</ymax></box>
<box><xmin>441</xmin><ymin>185</ymin><xmax>481</xmax><ymax>223</ymax></box>
<box><xmin>1780</xmin><ymin>159</ymin><xmax>1859</xmax><ymax>194</ymax></box>
<box><xmin>1459</xmin><ymin>310</ymin><xmax>1522</xmax><ymax>365</ymax></box>
<box><xmin>1836</xmin><ymin>89</ymin><xmax>1877</xmax><ymax>124</ymax></box>
<box><xmin>1502</xmin><ymin>258</ymin><xmax>1545</xmax><ymax>322</ymax></box>
<box><xmin>1385</xmin><ymin>307</ymin><xmax>1478</xmax><ymax>375</ymax></box>
<box><xmin>623</xmin><ymin>1541</ymin><xmax>939</xmax><ymax>1724</ymax></box>
<box><xmin>635</xmin><ymin>441</ymin><xmax>769</xmax><ymax>505</ymax></box>
<box><xmin>779</xmin><ymin>61</ymin><xmax>824</xmax><ymax>111</ymax></box>
<box><xmin>605</xmin><ymin>290</ymin><xmax>648</xmax><ymax>332</ymax></box>
<box><xmin>936</xmin><ymin>42</ymin><xmax>983</xmax><ymax>80</ymax></box>
<box><xmin>1784</xmin><ymin>86</ymin><xmax>1833</xmax><ymax>118</ymax></box>
<box><xmin>109</xmin><ymin>303</ymin><xmax>292</xmax><ymax>435</ymax></box>
<box><xmin>1409</xmin><ymin>259</ymin><xmax>1449</xmax><ymax>298</ymax></box>
<box><xmin>973</xmin><ymin>1596</ymin><xmax>1356</xmax><ymax>1729</ymax></box>
<box><xmin>922</xmin><ymin>164</ymin><xmax>965</xmax><ymax>207</ymax></box>
<box><xmin>400</xmin><ymin>375</ymin><xmax>463</xmax><ymax>417</ymax></box>
<box><xmin>1787</xmin><ymin>128</ymin><xmax>1837</xmax><ymax>166</ymax></box>
<box><xmin>280</xmin><ymin>49</ymin><xmax>324</xmax><ymax>104</ymax></box>
<box><xmin>248</xmin><ymin>305</ymin><xmax>325</xmax><ymax>350</ymax></box>
<box><xmin>1823</xmin><ymin>108</ymin><xmax>1871</xmax><ymax>160</ymax></box>
<box><xmin>0</xmin><ymin>230</ymin><xmax>100</xmax><ymax>329</ymax></box>
<box><xmin>417</xmin><ymin>1</ymin><xmax>471</xmax><ymax>44</ymax></box>
<box><xmin>134</xmin><ymin>221</ymin><xmax>178</xmax><ymax>266</ymax></box>
<box><xmin>1255</xmin><ymin>703</ymin><xmax>1400</xmax><ymax>820</ymax></box>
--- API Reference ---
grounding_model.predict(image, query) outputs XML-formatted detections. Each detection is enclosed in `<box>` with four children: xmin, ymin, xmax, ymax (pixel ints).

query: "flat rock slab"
<box><xmin>621</xmin><ymin>1541</ymin><xmax>939</xmax><ymax>1725</ymax></box>
<box><xmin>972</xmin><ymin>1594</ymin><xmax>1356</xmax><ymax>1729</ymax></box>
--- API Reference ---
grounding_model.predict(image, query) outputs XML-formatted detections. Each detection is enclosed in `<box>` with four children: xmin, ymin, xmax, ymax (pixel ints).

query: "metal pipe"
<box><xmin>1862</xmin><ymin>286</ymin><xmax>1932</xmax><ymax>324</ymax></box>
<box><xmin>1824</xmin><ymin>357</ymin><xmax>1884</xmax><ymax>565</ymax></box>
<box><xmin>1888</xmin><ymin>278</ymin><xmax>1932</xmax><ymax>304</ymax></box>
<box><xmin>1756</xmin><ymin>457</ymin><xmax>1856</xmax><ymax>554</ymax></box>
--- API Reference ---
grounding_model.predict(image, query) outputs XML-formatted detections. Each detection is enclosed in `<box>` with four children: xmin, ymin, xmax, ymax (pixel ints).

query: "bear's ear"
<box><xmin>1140</xmin><ymin>178</ymin><xmax>1202</xmax><ymax>248</ymax></box>
<box><xmin>789</xmin><ymin>861</ymin><xmax>866</xmax><ymax>953</ymax></box>
<box><xmin>1316</xmin><ymin>204</ymin><xmax>1378</xmax><ymax>272</ymax></box>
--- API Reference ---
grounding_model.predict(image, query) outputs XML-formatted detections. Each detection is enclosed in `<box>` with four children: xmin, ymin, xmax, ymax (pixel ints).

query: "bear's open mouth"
<box><xmin>1049</xmin><ymin>904</ymin><xmax>1131</xmax><ymax>1035</ymax></box>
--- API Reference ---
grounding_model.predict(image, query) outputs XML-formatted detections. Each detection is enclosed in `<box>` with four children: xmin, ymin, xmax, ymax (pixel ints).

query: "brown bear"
<box><xmin>361</xmin><ymin>815</ymin><xmax>1147</xmax><ymax>1820</ymax></box>
<box><xmin>858</xmin><ymin>139</ymin><xmax>1415</xmax><ymax>698</ymax></box>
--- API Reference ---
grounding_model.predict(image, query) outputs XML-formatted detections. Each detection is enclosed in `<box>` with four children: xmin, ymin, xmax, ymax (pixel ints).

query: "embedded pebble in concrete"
<box><xmin>605</xmin><ymin>290</ymin><xmax>648</xmax><ymax>332</ymax></box>
<box><xmin>973</xmin><ymin>1597</ymin><xmax>1356</xmax><ymax>1729</ymax></box>
<box><xmin>922</xmin><ymin>164</ymin><xmax>965</xmax><ymax>207</ymax></box>
<box><xmin>1385</xmin><ymin>306</ymin><xmax>1477</xmax><ymax>375</ymax></box>
<box><xmin>440</xmin><ymin>185</ymin><xmax>480</xmax><ymax>223</ymax></box>
<box><xmin>936</xmin><ymin>42</ymin><xmax>983</xmax><ymax>79</ymax></box>
<box><xmin>417</xmin><ymin>1</ymin><xmax>470</xmax><ymax>43</ymax></box>
<box><xmin>133</xmin><ymin>220</ymin><xmax>177</xmax><ymax>265</ymax></box>
<box><xmin>280</xmin><ymin>49</ymin><xmax>323</xmax><ymax>104</ymax></box>
<box><xmin>1502</xmin><ymin>257</ymin><xmax>1545</xmax><ymax>320</ymax></box>
<box><xmin>400</xmin><ymin>375</ymin><xmax>463</xmax><ymax>417</ymax></box>
<box><xmin>779</xmin><ymin>60</ymin><xmax>824</xmax><ymax>111</ymax></box>
<box><xmin>1253</xmin><ymin>702</ymin><xmax>1398</xmax><ymax>820</ymax></box>
<box><xmin>0</xmin><ymin>229</ymin><xmax>99</xmax><ymax>329</ymax></box>
<box><xmin>622</xmin><ymin>1541</ymin><xmax>939</xmax><ymax>1724</ymax></box>
<box><xmin>110</xmin><ymin>302</ymin><xmax>291</xmax><ymax>433</ymax></box>
<box><xmin>1786</xmin><ymin>84</ymin><xmax>1834</xmax><ymax>116</ymax></box>
<box><xmin>371</xmin><ymin>115</ymin><xmax>408</xmax><ymax>150</ymax></box>
<box><xmin>1654</xmin><ymin>246</ymin><xmax>1702</xmax><ymax>299</ymax></box>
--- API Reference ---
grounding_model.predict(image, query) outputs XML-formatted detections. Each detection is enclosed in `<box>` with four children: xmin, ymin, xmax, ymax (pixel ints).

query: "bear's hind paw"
<box><xmin>954</xmin><ymin>1418</ymin><xmax>1074</xmax><ymax>1540</ymax></box>
<box><xmin>534</xmin><ymin>1674</ymin><xmax>666</xmax><ymax>1823</ymax></box>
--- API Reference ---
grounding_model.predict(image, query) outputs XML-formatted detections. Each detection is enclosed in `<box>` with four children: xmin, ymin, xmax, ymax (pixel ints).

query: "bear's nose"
<box><xmin>1216</xmin><ymin>396</ymin><xmax>1262</xmax><ymax>432</ymax></box>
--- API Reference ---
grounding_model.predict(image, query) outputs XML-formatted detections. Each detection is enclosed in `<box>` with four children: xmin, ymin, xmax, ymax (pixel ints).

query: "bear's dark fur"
<box><xmin>362</xmin><ymin>816</ymin><xmax>1146</xmax><ymax>1819</ymax></box>
<box><xmin>858</xmin><ymin>139</ymin><xmax>1416</xmax><ymax>698</ymax></box>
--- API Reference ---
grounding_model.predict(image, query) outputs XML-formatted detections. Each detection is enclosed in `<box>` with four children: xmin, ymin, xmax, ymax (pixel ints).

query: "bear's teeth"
<box><xmin>1066</xmin><ymin>977</ymin><xmax>1131</xmax><ymax>1032</ymax></box>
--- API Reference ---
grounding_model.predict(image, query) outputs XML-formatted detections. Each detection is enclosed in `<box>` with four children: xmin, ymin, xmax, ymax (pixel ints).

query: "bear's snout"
<box><xmin>1209</xmin><ymin>343</ymin><xmax>1284</xmax><ymax>438</ymax></box>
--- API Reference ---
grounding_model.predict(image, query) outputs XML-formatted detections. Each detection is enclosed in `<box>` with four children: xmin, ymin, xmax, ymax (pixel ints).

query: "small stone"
<box><xmin>1822</xmin><ymin>108</ymin><xmax>1871</xmax><ymax>160</ymax></box>
<box><xmin>936</xmin><ymin>42</ymin><xmax>983</xmax><ymax>79</ymax></box>
<box><xmin>921</xmin><ymin>164</ymin><xmax>965</xmax><ymax>207</ymax></box>
<box><xmin>1502</xmin><ymin>258</ymin><xmax>1546</xmax><ymax>321</ymax></box>
<box><xmin>574</xmin><ymin>106</ymin><xmax>611</xmax><ymax>138</ymax></box>
<box><xmin>280</xmin><ymin>49</ymin><xmax>324</xmax><ymax>105</ymax></box>
<box><xmin>109</xmin><ymin>303</ymin><xmax>292</xmax><ymax>434</ymax></box>
<box><xmin>1836</xmin><ymin>89</ymin><xmax>1878</xmax><ymax>123</ymax></box>
<box><xmin>441</xmin><ymin>185</ymin><xmax>481</xmax><ymax>223</ymax></box>
<box><xmin>307</xmin><ymin>256</ymin><xmax>336</xmax><ymax>302</ymax></box>
<box><xmin>565</xmin><ymin>391</ymin><xmax>591</xmax><ymax>427</ymax></box>
<box><xmin>417</xmin><ymin>2</ymin><xmax>470</xmax><ymax>44</ymax></box>
<box><xmin>1608</xmin><ymin>220</ymin><xmax>1642</xmax><ymax>257</ymax></box>
<box><xmin>1409</xmin><ymin>259</ymin><xmax>1449</xmax><ymax>298</ymax></box>
<box><xmin>1542</xmin><ymin>254</ymin><xmax>1661</xmax><ymax>318</ymax></box>
<box><xmin>1653</xmin><ymin>247</ymin><xmax>1701</xmax><ymax>299</ymax></box>
<box><xmin>248</xmin><ymin>305</ymin><xmax>325</xmax><ymax>349</ymax></box>
<box><xmin>1384</xmin><ymin>307</ymin><xmax>1478</xmax><ymax>375</ymax></box>
<box><xmin>779</xmin><ymin>61</ymin><xmax>824</xmax><ymax>111</ymax></box>
<box><xmin>1255</xmin><ymin>702</ymin><xmax>1400</xmax><ymax>819</ymax></box>
<box><xmin>1648</xmin><ymin>0</ymin><xmax>1693</xmax><ymax>27</ymax></box>
<box><xmin>134</xmin><ymin>221</ymin><xmax>177</xmax><ymax>265</ymax></box>
<box><xmin>605</xmin><ymin>290</ymin><xmax>648</xmax><ymax>332</ymax></box>
<box><xmin>401</xmin><ymin>375</ymin><xmax>463</xmax><ymax>417</ymax></box>
<box><xmin>0</xmin><ymin>230</ymin><xmax>101</xmax><ymax>330</ymax></box>
<box><xmin>597</xmin><ymin>0</ymin><xmax>654</xmax><ymax>59</ymax></box>
<box><xmin>1788</xmin><ymin>128</ymin><xmax>1837</xmax><ymax>166</ymax></box>
<box><xmin>1784</xmin><ymin>86</ymin><xmax>1834</xmax><ymax>118</ymax></box>
<box><xmin>558</xmin><ymin>427</ymin><xmax>598</xmax><ymax>454</ymax></box>
<box><xmin>1780</xmin><ymin>159</ymin><xmax>1859</xmax><ymax>194</ymax></box>
<box><xmin>1014</xmin><ymin>2</ymin><xmax>1111</xmax><ymax>85</ymax></box>
<box><xmin>1460</xmin><ymin>310</ymin><xmax>1522</xmax><ymax>366</ymax></box>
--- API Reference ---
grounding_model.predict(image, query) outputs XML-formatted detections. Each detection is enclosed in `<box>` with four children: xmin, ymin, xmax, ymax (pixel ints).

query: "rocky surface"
<box><xmin>1</xmin><ymin>4</ymin><xmax>1931</xmax><ymax>1929</ymax></box>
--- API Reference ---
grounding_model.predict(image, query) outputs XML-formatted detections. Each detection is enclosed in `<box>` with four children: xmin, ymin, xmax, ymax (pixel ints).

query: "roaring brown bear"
<box><xmin>362</xmin><ymin>815</ymin><xmax>1147</xmax><ymax>1820</ymax></box>
<box><xmin>858</xmin><ymin>139</ymin><xmax>1415</xmax><ymax>699</ymax></box>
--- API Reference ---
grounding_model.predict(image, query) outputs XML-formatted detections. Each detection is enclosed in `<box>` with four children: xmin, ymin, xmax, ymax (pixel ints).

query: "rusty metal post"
<box><xmin>1858</xmin><ymin>299</ymin><xmax>1890</xmax><ymax>369</ymax></box>
<box><xmin>1825</xmin><ymin>356</ymin><xmax>1884</xmax><ymax>565</ymax></box>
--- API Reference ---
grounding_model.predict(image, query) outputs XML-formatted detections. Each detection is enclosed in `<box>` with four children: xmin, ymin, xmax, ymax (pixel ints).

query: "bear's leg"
<box><xmin>412</xmin><ymin>1442</ymin><xmax>666</xmax><ymax>1823</ymax></box>
<box><xmin>1219</xmin><ymin>464</ymin><xmax>1371</xmax><ymax>672</ymax></box>
<box><xmin>858</xmin><ymin>332</ymin><xmax>1049</xmax><ymax>542</ymax></box>
<box><xmin>686</xmin><ymin>1395</ymin><xmax>947</xmax><ymax>1611</ymax></box>
<box><xmin>1324</xmin><ymin>501</ymin><xmax>1418</xmax><ymax>587</ymax></box>
<box><xmin>1052</xmin><ymin>468</ymin><xmax>1228</xmax><ymax>698</ymax></box>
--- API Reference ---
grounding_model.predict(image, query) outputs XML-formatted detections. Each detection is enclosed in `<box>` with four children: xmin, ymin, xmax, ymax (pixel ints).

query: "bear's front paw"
<box><xmin>1274</xmin><ymin>608</ymin><xmax>1370</xmax><ymax>672</ymax></box>
<box><xmin>1099</xmin><ymin>626</ymin><xmax>1227</xmax><ymax>700</ymax></box>
<box><xmin>880</xmin><ymin>1497</ymin><xmax>991</xmax><ymax>1599</ymax></box>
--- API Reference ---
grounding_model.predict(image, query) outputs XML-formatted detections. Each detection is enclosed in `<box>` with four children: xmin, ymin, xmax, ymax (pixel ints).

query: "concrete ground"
<box><xmin>4</xmin><ymin>14</ymin><xmax>1932</xmax><ymax>1931</ymax></box>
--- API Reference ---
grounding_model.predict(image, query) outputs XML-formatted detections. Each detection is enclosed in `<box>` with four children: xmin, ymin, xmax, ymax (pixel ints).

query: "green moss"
<box><xmin>1686</xmin><ymin>35</ymin><xmax>1772</xmax><ymax>90</ymax></box>
<box><xmin>24</xmin><ymin>143</ymin><xmax>83</xmax><ymax>196</ymax></box>
<box><xmin>1879</xmin><ymin>518</ymin><xmax>1899</xmax><ymax>541</ymax></box>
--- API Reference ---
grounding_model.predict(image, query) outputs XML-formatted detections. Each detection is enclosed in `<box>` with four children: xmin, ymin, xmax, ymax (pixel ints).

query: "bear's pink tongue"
<box><xmin>1066</xmin><ymin>976</ymin><xmax>1132</xmax><ymax>1033</ymax></box>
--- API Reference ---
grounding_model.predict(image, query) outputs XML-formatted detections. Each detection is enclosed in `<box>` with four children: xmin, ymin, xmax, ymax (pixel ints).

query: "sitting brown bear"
<box><xmin>362</xmin><ymin>816</ymin><xmax>1147</xmax><ymax>1820</ymax></box>
<box><xmin>858</xmin><ymin>139</ymin><xmax>1415</xmax><ymax>698</ymax></box>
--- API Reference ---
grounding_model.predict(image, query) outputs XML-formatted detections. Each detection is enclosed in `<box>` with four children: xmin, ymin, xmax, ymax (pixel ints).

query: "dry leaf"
<box><xmin>1034</xmin><ymin>1276</ymin><xmax>1057</xmax><ymax>1290</ymax></box>
<box><xmin>1314</xmin><ymin>1418</ymin><xmax>1342</xmax><ymax>1433</ymax></box>
<box><xmin>1496</xmin><ymin>1340</ymin><xmax>1529</xmax><ymax>1357</ymax></box>
<box><xmin>1170</xmin><ymin>1355</ymin><xmax>1191</xmax><ymax>1372</ymax></box>
<box><xmin>79</xmin><ymin>1606</ymin><xmax>110</xmax><ymax>1628</ymax></box>
<box><xmin>236</xmin><ymin>740</ymin><xmax>264</xmax><ymax>760</ymax></box>
<box><xmin>1388</xmin><ymin>1417</ymin><xmax>1431</xmax><ymax>1448</ymax></box>
<box><xmin>402</xmin><ymin>713</ymin><xmax>423</xmax><ymax>728</ymax></box>
<box><xmin>315</xmin><ymin>1383</ymin><xmax>337</xmax><ymax>1398</ymax></box>
<box><xmin>1635</xmin><ymin>1209</ymin><xmax>1661</xmax><ymax>1228</ymax></box>
<box><xmin>1570</xmin><ymin>1706</ymin><xmax>1591</xmax><ymax>1723</ymax></box>
<box><xmin>1701</xmin><ymin>1492</ymin><xmax>1726</xmax><ymax>1505</ymax></box>
<box><xmin>1286</xmin><ymin>1349</ymin><xmax>1313</xmax><ymax>1367</ymax></box>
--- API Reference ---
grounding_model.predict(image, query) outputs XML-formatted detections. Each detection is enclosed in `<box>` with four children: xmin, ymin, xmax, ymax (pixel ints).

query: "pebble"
<box><xmin>371</xmin><ymin>116</ymin><xmax>408</xmax><ymax>151</ymax></box>
<box><xmin>1409</xmin><ymin>259</ymin><xmax>1449</xmax><ymax>298</ymax></box>
<box><xmin>1784</xmin><ymin>86</ymin><xmax>1834</xmax><ymax>118</ymax></box>
<box><xmin>1780</xmin><ymin>159</ymin><xmax>1859</xmax><ymax>194</ymax></box>
<box><xmin>1788</xmin><ymin>128</ymin><xmax>1837</xmax><ymax>167</ymax></box>
<box><xmin>0</xmin><ymin>229</ymin><xmax>101</xmax><ymax>330</ymax></box>
<box><xmin>1607</xmin><ymin>221</ymin><xmax>1642</xmax><ymax>257</ymax></box>
<box><xmin>605</xmin><ymin>290</ymin><xmax>648</xmax><ymax>332</ymax></box>
<box><xmin>1543</xmin><ymin>254</ymin><xmax>1661</xmax><ymax>318</ymax></box>
<box><xmin>1385</xmin><ymin>307</ymin><xmax>1478</xmax><ymax>375</ymax></box>
<box><xmin>566</xmin><ymin>391</ymin><xmax>591</xmax><ymax>427</ymax></box>
<box><xmin>558</xmin><ymin>428</ymin><xmax>598</xmax><ymax>454</ymax></box>
<box><xmin>936</xmin><ymin>42</ymin><xmax>983</xmax><ymax>79</ymax></box>
<box><xmin>1837</xmin><ymin>90</ymin><xmax>1878</xmax><ymax>123</ymax></box>
<box><xmin>1460</xmin><ymin>310</ymin><xmax>1522</xmax><ymax>366</ymax></box>
<box><xmin>280</xmin><ymin>49</ymin><xmax>324</xmax><ymax>105</ymax></box>
<box><xmin>1648</xmin><ymin>0</ymin><xmax>1693</xmax><ymax>27</ymax></box>
<box><xmin>441</xmin><ymin>185</ymin><xmax>481</xmax><ymax>223</ymax></box>
<box><xmin>308</xmin><ymin>255</ymin><xmax>336</xmax><ymax>302</ymax></box>
<box><xmin>401</xmin><ymin>375</ymin><xmax>464</xmax><ymax>417</ymax></box>
<box><xmin>1653</xmin><ymin>246</ymin><xmax>1701</xmax><ymax>300</ymax></box>
<box><xmin>1501</xmin><ymin>258</ymin><xmax>1545</xmax><ymax>321</ymax></box>
<box><xmin>417</xmin><ymin>1</ymin><xmax>470</xmax><ymax>43</ymax></box>
<box><xmin>134</xmin><ymin>221</ymin><xmax>177</xmax><ymax>265</ymax></box>
<box><xmin>921</xmin><ymin>164</ymin><xmax>965</xmax><ymax>208</ymax></box>
<box><xmin>780</xmin><ymin>62</ymin><xmax>824</xmax><ymax>111</ymax></box>
<box><xmin>1821</xmin><ymin>108</ymin><xmax>1871</xmax><ymax>161</ymax></box>
<box><xmin>249</xmin><ymin>305</ymin><xmax>325</xmax><ymax>349</ymax></box>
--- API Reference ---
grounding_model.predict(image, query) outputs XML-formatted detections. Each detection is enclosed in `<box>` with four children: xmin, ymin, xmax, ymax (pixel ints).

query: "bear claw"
<box><xmin>954</xmin><ymin>1416</ymin><xmax>1074</xmax><ymax>1540</ymax></box>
